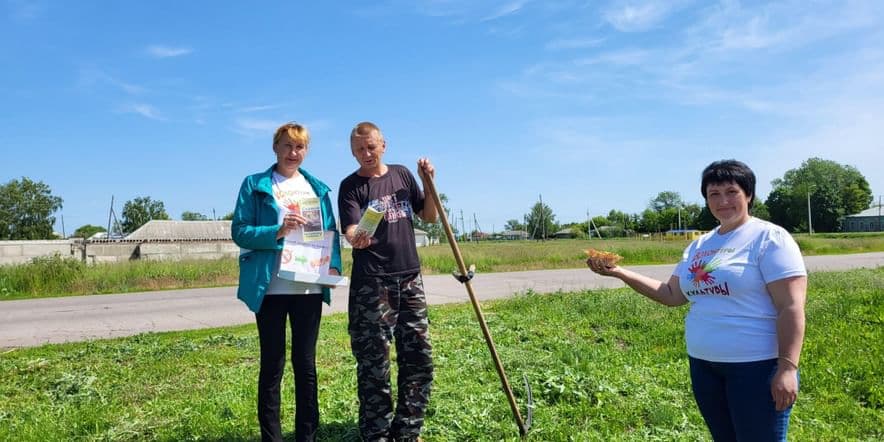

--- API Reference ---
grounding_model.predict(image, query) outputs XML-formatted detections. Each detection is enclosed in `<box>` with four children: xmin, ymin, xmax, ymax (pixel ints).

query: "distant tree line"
<box><xmin>512</xmin><ymin>157</ymin><xmax>873</xmax><ymax>239</ymax></box>
<box><xmin>0</xmin><ymin>157</ymin><xmax>874</xmax><ymax>240</ymax></box>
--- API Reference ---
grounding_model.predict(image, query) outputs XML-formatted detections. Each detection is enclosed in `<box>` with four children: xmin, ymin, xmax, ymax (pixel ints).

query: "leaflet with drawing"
<box><xmin>297</xmin><ymin>197</ymin><xmax>324</xmax><ymax>242</ymax></box>
<box><xmin>278</xmin><ymin>231</ymin><xmax>348</xmax><ymax>286</ymax></box>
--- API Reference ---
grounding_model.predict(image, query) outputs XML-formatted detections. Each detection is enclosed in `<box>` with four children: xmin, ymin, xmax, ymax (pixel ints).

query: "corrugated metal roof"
<box><xmin>845</xmin><ymin>205</ymin><xmax>884</xmax><ymax>218</ymax></box>
<box><xmin>125</xmin><ymin>220</ymin><xmax>232</xmax><ymax>241</ymax></box>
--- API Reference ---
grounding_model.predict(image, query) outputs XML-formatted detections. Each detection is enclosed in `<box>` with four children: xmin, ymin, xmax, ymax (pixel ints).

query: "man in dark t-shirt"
<box><xmin>338</xmin><ymin>121</ymin><xmax>438</xmax><ymax>442</ymax></box>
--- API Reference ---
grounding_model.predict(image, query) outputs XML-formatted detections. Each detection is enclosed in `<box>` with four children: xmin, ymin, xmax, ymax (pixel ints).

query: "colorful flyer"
<box><xmin>355</xmin><ymin>206</ymin><xmax>383</xmax><ymax>237</ymax></box>
<box><xmin>299</xmin><ymin>197</ymin><xmax>324</xmax><ymax>242</ymax></box>
<box><xmin>278</xmin><ymin>231</ymin><xmax>348</xmax><ymax>287</ymax></box>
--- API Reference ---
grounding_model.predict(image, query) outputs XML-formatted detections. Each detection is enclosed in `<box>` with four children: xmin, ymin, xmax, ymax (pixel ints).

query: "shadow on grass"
<box><xmin>206</xmin><ymin>420</ymin><xmax>360</xmax><ymax>442</ymax></box>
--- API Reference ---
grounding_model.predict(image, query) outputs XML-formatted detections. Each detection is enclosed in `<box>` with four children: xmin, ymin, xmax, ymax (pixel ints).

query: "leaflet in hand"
<box><xmin>355</xmin><ymin>206</ymin><xmax>383</xmax><ymax>238</ymax></box>
<box><xmin>282</xmin><ymin>197</ymin><xmax>324</xmax><ymax>242</ymax></box>
<box><xmin>299</xmin><ymin>197</ymin><xmax>324</xmax><ymax>242</ymax></box>
<box><xmin>278</xmin><ymin>231</ymin><xmax>348</xmax><ymax>287</ymax></box>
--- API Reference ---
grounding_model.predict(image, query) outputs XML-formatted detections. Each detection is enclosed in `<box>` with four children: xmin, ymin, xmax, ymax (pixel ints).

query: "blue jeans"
<box><xmin>689</xmin><ymin>357</ymin><xmax>795</xmax><ymax>442</ymax></box>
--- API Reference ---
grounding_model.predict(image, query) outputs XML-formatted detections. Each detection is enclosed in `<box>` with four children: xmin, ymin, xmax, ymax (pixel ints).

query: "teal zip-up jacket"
<box><xmin>231</xmin><ymin>165</ymin><xmax>342</xmax><ymax>312</ymax></box>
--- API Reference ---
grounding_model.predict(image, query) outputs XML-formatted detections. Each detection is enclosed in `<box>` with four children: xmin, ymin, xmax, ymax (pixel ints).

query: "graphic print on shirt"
<box><xmin>368</xmin><ymin>190</ymin><xmax>413</xmax><ymax>224</ymax></box>
<box><xmin>272</xmin><ymin>173</ymin><xmax>324</xmax><ymax>241</ymax></box>
<box><xmin>683</xmin><ymin>247</ymin><xmax>735</xmax><ymax>296</ymax></box>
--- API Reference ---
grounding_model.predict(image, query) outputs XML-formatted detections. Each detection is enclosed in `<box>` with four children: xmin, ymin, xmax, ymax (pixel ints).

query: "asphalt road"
<box><xmin>2</xmin><ymin>252</ymin><xmax>882</xmax><ymax>348</ymax></box>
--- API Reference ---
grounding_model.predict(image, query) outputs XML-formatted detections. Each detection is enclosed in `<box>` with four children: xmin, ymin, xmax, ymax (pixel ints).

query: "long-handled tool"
<box><xmin>424</xmin><ymin>176</ymin><xmax>532</xmax><ymax>437</ymax></box>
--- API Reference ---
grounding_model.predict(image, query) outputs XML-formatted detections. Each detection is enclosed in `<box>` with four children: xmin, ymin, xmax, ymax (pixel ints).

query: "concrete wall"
<box><xmin>0</xmin><ymin>240</ymin><xmax>76</xmax><ymax>266</ymax></box>
<box><xmin>84</xmin><ymin>242</ymin><xmax>140</xmax><ymax>264</ymax></box>
<box><xmin>139</xmin><ymin>241</ymin><xmax>239</xmax><ymax>261</ymax></box>
<box><xmin>0</xmin><ymin>239</ymin><xmax>239</xmax><ymax>266</ymax></box>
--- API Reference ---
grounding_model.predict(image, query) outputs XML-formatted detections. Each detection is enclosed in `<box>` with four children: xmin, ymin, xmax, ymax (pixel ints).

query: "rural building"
<box><xmin>554</xmin><ymin>228</ymin><xmax>578</xmax><ymax>239</ymax></box>
<box><xmin>414</xmin><ymin>228</ymin><xmax>431</xmax><ymax>247</ymax></box>
<box><xmin>664</xmin><ymin>229</ymin><xmax>706</xmax><ymax>240</ymax></box>
<box><xmin>125</xmin><ymin>220</ymin><xmax>232</xmax><ymax>241</ymax></box>
<box><xmin>500</xmin><ymin>230</ymin><xmax>529</xmax><ymax>240</ymax></box>
<box><xmin>841</xmin><ymin>205</ymin><xmax>883</xmax><ymax>232</ymax></box>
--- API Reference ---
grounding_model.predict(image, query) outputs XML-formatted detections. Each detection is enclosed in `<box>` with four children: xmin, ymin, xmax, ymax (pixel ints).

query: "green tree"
<box><xmin>73</xmin><ymin>224</ymin><xmax>106</xmax><ymax>239</ymax></box>
<box><xmin>525</xmin><ymin>202</ymin><xmax>558</xmax><ymax>239</ymax></box>
<box><xmin>221</xmin><ymin>212</ymin><xmax>235</xmax><ymax>220</ymax></box>
<box><xmin>649</xmin><ymin>191</ymin><xmax>684</xmax><ymax>212</ymax></box>
<box><xmin>0</xmin><ymin>177</ymin><xmax>63</xmax><ymax>240</ymax></box>
<box><xmin>414</xmin><ymin>193</ymin><xmax>449</xmax><ymax>243</ymax></box>
<box><xmin>751</xmin><ymin>201</ymin><xmax>770</xmax><ymax>221</ymax></box>
<box><xmin>122</xmin><ymin>196</ymin><xmax>170</xmax><ymax>233</ymax></box>
<box><xmin>504</xmin><ymin>219</ymin><xmax>525</xmax><ymax>231</ymax></box>
<box><xmin>696</xmin><ymin>207</ymin><xmax>719</xmax><ymax>230</ymax></box>
<box><xmin>181</xmin><ymin>211</ymin><xmax>209</xmax><ymax>221</ymax></box>
<box><xmin>638</xmin><ymin>208</ymin><xmax>661</xmax><ymax>233</ymax></box>
<box><xmin>766</xmin><ymin>158</ymin><xmax>872</xmax><ymax>232</ymax></box>
<box><xmin>606</xmin><ymin>209</ymin><xmax>636</xmax><ymax>231</ymax></box>
<box><xmin>591</xmin><ymin>216</ymin><xmax>609</xmax><ymax>228</ymax></box>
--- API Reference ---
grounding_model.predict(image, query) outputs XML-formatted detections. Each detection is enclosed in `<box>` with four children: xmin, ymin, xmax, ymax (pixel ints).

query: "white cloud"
<box><xmin>235</xmin><ymin>118</ymin><xmax>282</xmax><ymax>133</ymax></box>
<box><xmin>78</xmin><ymin>68</ymin><xmax>145</xmax><ymax>95</ymax></box>
<box><xmin>481</xmin><ymin>0</ymin><xmax>528</xmax><ymax>21</ymax></box>
<box><xmin>545</xmin><ymin>37</ymin><xmax>606</xmax><ymax>51</ymax></box>
<box><xmin>236</xmin><ymin>104</ymin><xmax>284</xmax><ymax>113</ymax></box>
<box><xmin>146</xmin><ymin>45</ymin><xmax>193</xmax><ymax>58</ymax></box>
<box><xmin>603</xmin><ymin>1</ymin><xmax>675</xmax><ymax>32</ymax></box>
<box><xmin>121</xmin><ymin>103</ymin><xmax>165</xmax><ymax>120</ymax></box>
<box><xmin>688</xmin><ymin>0</ymin><xmax>883</xmax><ymax>54</ymax></box>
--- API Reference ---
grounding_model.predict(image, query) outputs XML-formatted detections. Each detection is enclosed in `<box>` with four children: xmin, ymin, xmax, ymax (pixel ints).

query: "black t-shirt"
<box><xmin>338</xmin><ymin>164</ymin><xmax>425</xmax><ymax>278</ymax></box>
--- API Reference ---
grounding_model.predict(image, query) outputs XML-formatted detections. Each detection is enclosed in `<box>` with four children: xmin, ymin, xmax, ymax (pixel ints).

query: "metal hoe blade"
<box><xmin>424</xmin><ymin>176</ymin><xmax>533</xmax><ymax>437</ymax></box>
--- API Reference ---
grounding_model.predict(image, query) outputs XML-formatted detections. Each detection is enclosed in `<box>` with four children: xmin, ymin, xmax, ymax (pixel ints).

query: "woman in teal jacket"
<box><xmin>231</xmin><ymin>122</ymin><xmax>342</xmax><ymax>442</ymax></box>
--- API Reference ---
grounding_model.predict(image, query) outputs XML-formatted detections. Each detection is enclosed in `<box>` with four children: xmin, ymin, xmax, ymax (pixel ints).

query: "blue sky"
<box><xmin>2</xmin><ymin>0</ymin><xmax>883</xmax><ymax>235</ymax></box>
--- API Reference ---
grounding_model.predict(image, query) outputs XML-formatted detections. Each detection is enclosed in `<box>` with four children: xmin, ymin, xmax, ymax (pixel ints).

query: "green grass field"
<box><xmin>2</xmin><ymin>234</ymin><xmax>883</xmax><ymax>301</ymax></box>
<box><xmin>1</xmin><ymin>268</ymin><xmax>881</xmax><ymax>441</ymax></box>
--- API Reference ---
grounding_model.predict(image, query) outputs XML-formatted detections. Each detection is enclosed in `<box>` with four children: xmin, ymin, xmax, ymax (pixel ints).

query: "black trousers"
<box><xmin>255</xmin><ymin>294</ymin><xmax>323</xmax><ymax>442</ymax></box>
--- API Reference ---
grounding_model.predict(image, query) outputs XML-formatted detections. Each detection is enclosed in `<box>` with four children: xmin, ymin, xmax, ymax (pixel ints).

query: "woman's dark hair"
<box><xmin>701</xmin><ymin>160</ymin><xmax>756</xmax><ymax>207</ymax></box>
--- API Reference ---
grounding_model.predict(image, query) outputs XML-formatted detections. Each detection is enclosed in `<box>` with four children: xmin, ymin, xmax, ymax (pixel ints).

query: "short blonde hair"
<box><xmin>350</xmin><ymin>121</ymin><xmax>384</xmax><ymax>143</ymax></box>
<box><xmin>273</xmin><ymin>122</ymin><xmax>310</xmax><ymax>147</ymax></box>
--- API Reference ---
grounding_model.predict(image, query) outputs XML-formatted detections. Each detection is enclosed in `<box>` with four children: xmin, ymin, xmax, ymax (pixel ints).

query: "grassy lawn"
<box><xmin>1</xmin><ymin>268</ymin><xmax>881</xmax><ymax>441</ymax></box>
<box><xmin>2</xmin><ymin>233</ymin><xmax>884</xmax><ymax>301</ymax></box>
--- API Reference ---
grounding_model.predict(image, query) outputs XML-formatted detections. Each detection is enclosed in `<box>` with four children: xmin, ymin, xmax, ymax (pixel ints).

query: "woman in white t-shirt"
<box><xmin>231</xmin><ymin>122</ymin><xmax>342</xmax><ymax>442</ymax></box>
<box><xmin>587</xmin><ymin>160</ymin><xmax>807</xmax><ymax>442</ymax></box>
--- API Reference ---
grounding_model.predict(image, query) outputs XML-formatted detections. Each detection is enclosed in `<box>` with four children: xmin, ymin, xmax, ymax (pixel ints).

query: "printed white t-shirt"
<box><xmin>266</xmin><ymin>171</ymin><xmax>323</xmax><ymax>295</ymax></box>
<box><xmin>673</xmin><ymin>217</ymin><xmax>806</xmax><ymax>362</ymax></box>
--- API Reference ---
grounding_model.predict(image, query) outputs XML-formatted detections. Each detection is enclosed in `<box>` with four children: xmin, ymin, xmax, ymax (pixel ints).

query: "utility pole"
<box><xmin>460</xmin><ymin>209</ymin><xmax>467</xmax><ymax>242</ymax></box>
<box><xmin>539</xmin><ymin>194</ymin><xmax>545</xmax><ymax>241</ymax></box>
<box><xmin>807</xmin><ymin>189</ymin><xmax>813</xmax><ymax>235</ymax></box>
<box><xmin>678</xmin><ymin>206</ymin><xmax>682</xmax><ymax>231</ymax></box>
<box><xmin>586</xmin><ymin>210</ymin><xmax>590</xmax><ymax>239</ymax></box>
<box><xmin>107</xmin><ymin>196</ymin><xmax>114</xmax><ymax>237</ymax></box>
<box><xmin>61</xmin><ymin>213</ymin><xmax>66</xmax><ymax>238</ymax></box>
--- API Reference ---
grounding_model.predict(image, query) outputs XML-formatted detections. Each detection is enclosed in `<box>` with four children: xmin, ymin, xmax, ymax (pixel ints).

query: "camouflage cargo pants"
<box><xmin>348</xmin><ymin>272</ymin><xmax>433</xmax><ymax>442</ymax></box>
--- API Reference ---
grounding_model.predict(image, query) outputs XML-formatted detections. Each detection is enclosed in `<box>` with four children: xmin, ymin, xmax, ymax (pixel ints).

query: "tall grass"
<box><xmin>0</xmin><ymin>268</ymin><xmax>880</xmax><ymax>441</ymax></box>
<box><xmin>0</xmin><ymin>255</ymin><xmax>240</xmax><ymax>300</ymax></box>
<box><xmin>793</xmin><ymin>232</ymin><xmax>884</xmax><ymax>254</ymax></box>
<box><xmin>2</xmin><ymin>235</ymin><xmax>883</xmax><ymax>301</ymax></box>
